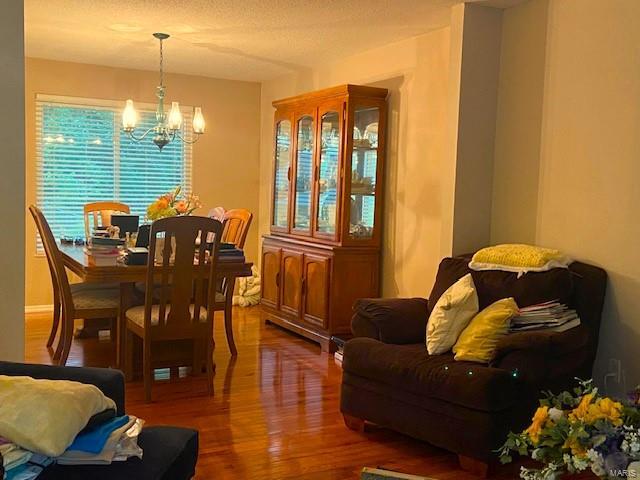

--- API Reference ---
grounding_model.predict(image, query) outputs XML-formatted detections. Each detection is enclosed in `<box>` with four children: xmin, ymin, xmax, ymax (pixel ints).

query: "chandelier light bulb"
<box><xmin>193</xmin><ymin>107</ymin><xmax>205</xmax><ymax>134</ymax></box>
<box><xmin>168</xmin><ymin>102</ymin><xmax>183</xmax><ymax>130</ymax></box>
<box><xmin>122</xmin><ymin>99</ymin><xmax>137</xmax><ymax>131</ymax></box>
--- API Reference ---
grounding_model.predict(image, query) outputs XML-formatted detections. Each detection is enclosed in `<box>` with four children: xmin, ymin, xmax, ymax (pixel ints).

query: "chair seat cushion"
<box><xmin>70</xmin><ymin>283</ymin><xmax>120</xmax><ymax>293</ymax></box>
<box><xmin>72</xmin><ymin>287</ymin><xmax>120</xmax><ymax>311</ymax></box>
<box><xmin>126</xmin><ymin>305</ymin><xmax>208</xmax><ymax>327</ymax></box>
<box><xmin>343</xmin><ymin>338</ymin><xmax>519</xmax><ymax>412</ymax></box>
<box><xmin>38</xmin><ymin>426</ymin><xmax>198</xmax><ymax>480</ymax></box>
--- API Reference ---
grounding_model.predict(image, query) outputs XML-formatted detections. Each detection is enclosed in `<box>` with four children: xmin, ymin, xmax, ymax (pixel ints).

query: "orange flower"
<box><xmin>175</xmin><ymin>200</ymin><xmax>188</xmax><ymax>214</ymax></box>
<box><xmin>569</xmin><ymin>393</ymin><xmax>594</xmax><ymax>422</ymax></box>
<box><xmin>157</xmin><ymin>197</ymin><xmax>169</xmax><ymax>209</ymax></box>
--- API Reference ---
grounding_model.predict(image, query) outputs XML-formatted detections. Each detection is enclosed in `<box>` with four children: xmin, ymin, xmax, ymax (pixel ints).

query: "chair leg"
<box><xmin>224</xmin><ymin>301</ymin><xmax>237</xmax><ymax>356</ymax></box>
<box><xmin>206</xmin><ymin>337</ymin><xmax>214</xmax><ymax>396</ymax></box>
<box><xmin>58</xmin><ymin>312</ymin><xmax>74</xmax><ymax>366</ymax></box>
<box><xmin>143</xmin><ymin>338</ymin><xmax>152</xmax><ymax>403</ymax></box>
<box><xmin>124</xmin><ymin>329</ymin><xmax>134</xmax><ymax>382</ymax></box>
<box><xmin>47</xmin><ymin>293</ymin><xmax>61</xmax><ymax>348</ymax></box>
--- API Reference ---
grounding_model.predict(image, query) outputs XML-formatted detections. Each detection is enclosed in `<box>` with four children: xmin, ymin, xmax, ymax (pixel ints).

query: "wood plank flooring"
<box><xmin>25</xmin><ymin>307</ymin><xmax>524</xmax><ymax>480</ymax></box>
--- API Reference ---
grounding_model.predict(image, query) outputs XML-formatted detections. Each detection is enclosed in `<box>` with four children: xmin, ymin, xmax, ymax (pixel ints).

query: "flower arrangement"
<box><xmin>499</xmin><ymin>380</ymin><xmax>640</xmax><ymax>479</ymax></box>
<box><xmin>146</xmin><ymin>186</ymin><xmax>201</xmax><ymax>221</ymax></box>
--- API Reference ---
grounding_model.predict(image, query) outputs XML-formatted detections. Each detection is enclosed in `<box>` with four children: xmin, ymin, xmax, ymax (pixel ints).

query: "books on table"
<box><xmin>510</xmin><ymin>300</ymin><xmax>581</xmax><ymax>333</ymax></box>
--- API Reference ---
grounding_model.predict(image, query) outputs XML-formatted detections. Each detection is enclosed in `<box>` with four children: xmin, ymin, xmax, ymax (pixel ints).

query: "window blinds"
<box><xmin>35</xmin><ymin>96</ymin><xmax>193</xmax><ymax>246</ymax></box>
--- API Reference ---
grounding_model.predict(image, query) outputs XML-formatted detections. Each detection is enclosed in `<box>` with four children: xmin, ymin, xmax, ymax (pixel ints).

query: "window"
<box><xmin>35</xmin><ymin>95</ymin><xmax>193</xmax><ymax>245</ymax></box>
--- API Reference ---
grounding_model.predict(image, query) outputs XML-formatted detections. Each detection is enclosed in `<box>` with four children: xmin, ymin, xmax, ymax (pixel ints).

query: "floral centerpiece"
<box><xmin>146</xmin><ymin>186</ymin><xmax>201</xmax><ymax>221</ymax></box>
<box><xmin>499</xmin><ymin>380</ymin><xmax>640</xmax><ymax>479</ymax></box>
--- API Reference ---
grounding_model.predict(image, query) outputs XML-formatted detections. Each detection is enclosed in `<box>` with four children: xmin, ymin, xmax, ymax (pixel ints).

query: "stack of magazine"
<box><xmin>510</xmin><ymin>300</ymin><xmax>581</xmax><ymax>333</ymax></box>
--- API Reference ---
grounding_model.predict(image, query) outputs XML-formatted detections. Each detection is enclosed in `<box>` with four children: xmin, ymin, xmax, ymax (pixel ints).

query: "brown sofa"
<box><xmin>340</xmin><ymin>255</ymin><xmax>607</xmax><ymax>473</ymax></box>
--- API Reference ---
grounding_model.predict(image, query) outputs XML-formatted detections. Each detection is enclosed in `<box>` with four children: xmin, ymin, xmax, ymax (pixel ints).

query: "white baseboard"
<box><xmin>25</xmin><ymin>304</ymin><xmax>53</xmax><ymax>314</ymax></box>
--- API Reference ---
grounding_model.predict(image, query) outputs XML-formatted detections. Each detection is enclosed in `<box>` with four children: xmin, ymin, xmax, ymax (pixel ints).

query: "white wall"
<box><xmin>0</xmin><ymin>0</ymin><xmax>25</xmax><ymax>360</ymax></box>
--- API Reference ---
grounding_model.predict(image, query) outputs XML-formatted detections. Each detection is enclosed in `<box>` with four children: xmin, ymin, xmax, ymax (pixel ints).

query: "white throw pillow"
<box><xmin>426</xmin><ymin>273</ymin><xmax>479</xmax><ymax>355</ymax></box>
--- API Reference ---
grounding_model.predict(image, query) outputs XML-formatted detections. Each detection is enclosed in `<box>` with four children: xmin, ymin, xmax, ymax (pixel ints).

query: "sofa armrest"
<box><xmin>351</xmin><ymin>297</ymin><xmax>428</xmax><ymax>344</ymax></box>
<box><xmin>490</xmin><ymin>326</ymin><xmax>591</xmax><ymax>384</ymax></box>
<box><xmin>0</xmin><ymin>361</ymin><xmax>126</xmax><ymax>416</ymax></box>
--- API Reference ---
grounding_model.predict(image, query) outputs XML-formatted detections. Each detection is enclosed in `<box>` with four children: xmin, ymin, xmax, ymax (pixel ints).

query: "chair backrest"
<box><xmin>83</xmin><ymin>201</ymin><xmax>130</xmax><ymax>240</ymax></box>
<box><xmin>29</xmin><ymin>205</ymin><xmax>74</xmax><ymax>314</ymax></box>
<box><xmin>222</xmin><ymin>209</ymin><xmax>253</xmax><ymax>249</ymax></box>
<box><xmin>145</xmin><ymin>216</ymin><xmax>223</xmax><ymax>330</ymax></box>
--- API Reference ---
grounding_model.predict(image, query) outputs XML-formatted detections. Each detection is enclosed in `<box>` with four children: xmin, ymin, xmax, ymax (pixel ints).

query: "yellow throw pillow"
<box><xmin>453</xmin><ymin>297</ymin><xmax>519</xmax><ymax>363</ymax></box>
<box><xmin>0</xmin><ymin>375</ymin><xmax>116</xmax><ymax>457</ymax></box>
<box><xmin>469</xmin><ymin>244</ymin><xmax>571</xmax><ymax>274</ymax></box>
<box><xmin>426</xmin><ymin>273</ymin><xmax>479</xmax><ymax>355</ymax></box>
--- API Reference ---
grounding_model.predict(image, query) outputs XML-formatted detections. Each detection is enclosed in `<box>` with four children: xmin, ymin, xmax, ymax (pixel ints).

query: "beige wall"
<box><xmin>491</xmin><ymin>0</ymin><xmax>548</xmax><ymax>244</ymax></box>
<box><xmin>25</xmin><ymin>58</ymin><xmax>261</xmax><ymax>306</ymax></box>
<box><xmin>494</xmin><ymin>0</ymin><xmax>640</xmax><ymax>386</ymax></box>
<box><xmin>259</xmin><ymin>28</ymin><xmax>451</xmax><ymax>297</ymax></box>
<box><xmin>0</xmin><ymin>1</ymin><xmax>25</xmax><ymax>360</ymax></box>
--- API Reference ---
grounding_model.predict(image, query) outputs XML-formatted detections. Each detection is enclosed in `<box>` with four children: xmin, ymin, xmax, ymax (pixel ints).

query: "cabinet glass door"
<box><xmin>315</xmin><ymin>110</ymin><xmax>340</xmax><ymax>236</ymax></box>
<box><xmin>348</xmin><ymin>106</ymin><xmax>379</xmax><ymax>240</ymax></box>
<box><xmin>293</xmin><ymin>115</ymin><xmax>314</xmax><ymax>232</ymax></box>
<box><xmin>272</xmin><ymin>119</ymin><xmax>291</xmax><ymax>229</ymax></box>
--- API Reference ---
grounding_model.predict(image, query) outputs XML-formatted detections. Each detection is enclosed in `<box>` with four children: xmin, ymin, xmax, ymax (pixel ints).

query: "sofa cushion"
<box><xmin>343</xmin><ymin>338</ymin><xmax>520</xmax><ymax>412</ymax></box>
<box><xmin>38</xmin><ymin>426</ymin><xmax>198</xmax><ymax>480</ymax></box>
<box><xmin>428</xmin><ymin>256</ymin><xmax>574</xmax><ymax>311</ymax></box>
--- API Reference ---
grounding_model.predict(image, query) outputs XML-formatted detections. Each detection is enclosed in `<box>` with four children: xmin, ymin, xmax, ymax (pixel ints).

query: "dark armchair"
<box><xmin>0</xmin><ymin>362</ymin><xmax>198</xmax><ymax>480</ymax></box>
<box><xmin>340</xmin><ymin>256</ymin><xmax>607</xmax><ymax>475</ymax></box>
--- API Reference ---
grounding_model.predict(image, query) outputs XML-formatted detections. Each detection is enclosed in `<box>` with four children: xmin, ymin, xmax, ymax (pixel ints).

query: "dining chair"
<box><xmin>29</xmin><ymin>206</ymin><xmax>121</xmax><ymax>366</ymax></box>
<box><xmin>83</xmin><ymin>201</ymin><xmax>130</xmax><ymax>240</ymax></box>
<box><xmin>213</xmin><ymin>208</ymin><xmax>253</xmax><ymax>356</ymax></box>
<box><xmin>124</xmin><ymin>215</ymin><xmax>223</xmax><ymax>402</ymax></box>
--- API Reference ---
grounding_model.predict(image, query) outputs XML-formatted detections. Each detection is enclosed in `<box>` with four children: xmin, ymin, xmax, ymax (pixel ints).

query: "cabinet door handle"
<box><xmin>301</xmin><ymin>277</ymin><xmax>306</xmax><ymax>293</ymax></box>
<box><xmin>287</xmin><ymin>166</ymin><xmax>291</xmax><ymax>182</ymax></box>
<box><xmin>275</xmin><ymin>272</ymin><xmax>280</xmax><ymax>287</ymax></box>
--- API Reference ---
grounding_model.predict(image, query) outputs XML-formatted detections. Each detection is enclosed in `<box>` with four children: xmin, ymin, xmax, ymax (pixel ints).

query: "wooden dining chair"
<box><xmin>124</xmin><ymin>215</ymin><xmax>223</xmax><ymax>402</ymax></box>
<box><xmin>29</xmin><ymin>206</ymin><xmax>120</xmax><ymax>366</ymax></box>
<box><xmin>213</xmin><ymin>209</ymin><xmax>253</xmax><ymax>356</ymax></box>
<box><xmin>83</xmin><ymin>201</ymin><xmax>130</xmax><ymax>240</ymax></box>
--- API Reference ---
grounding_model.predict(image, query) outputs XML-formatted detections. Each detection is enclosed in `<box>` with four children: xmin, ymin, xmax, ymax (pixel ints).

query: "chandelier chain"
<box><xmin>159</xmin><ymin>37</ymin><xmax>164</xmax><ymax>88</ymax></box>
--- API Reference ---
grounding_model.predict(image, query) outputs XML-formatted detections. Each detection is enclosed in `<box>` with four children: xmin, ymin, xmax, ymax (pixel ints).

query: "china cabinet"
<box><xmin>261</xmin><ymin>84</ymin><xmax>388</xmax><ymax>351</ymax></box>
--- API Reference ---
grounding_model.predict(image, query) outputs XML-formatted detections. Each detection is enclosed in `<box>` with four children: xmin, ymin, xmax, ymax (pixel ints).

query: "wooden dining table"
<box><xmin>58</xmin><ymin>243</ymin><xmax>253</xmax><ymax>370</ymax></box>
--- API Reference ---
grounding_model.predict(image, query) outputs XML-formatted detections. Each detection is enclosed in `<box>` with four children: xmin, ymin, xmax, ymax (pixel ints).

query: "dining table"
<box><xmin>58</xmin><ymin>243</ymin><xmax>253</xmax><ymax>371</ymax></box>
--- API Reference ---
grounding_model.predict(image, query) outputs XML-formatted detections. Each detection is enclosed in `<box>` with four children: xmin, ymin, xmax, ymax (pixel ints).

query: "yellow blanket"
<box><xmin>469</xmin><ymin>244</ymin><xmax>571</xmax><ymax>273</ymax></box>
<box><xmin>0</xmin><ymin>375</ymin><xmax>115</xmax><ymax>457</ymax></box>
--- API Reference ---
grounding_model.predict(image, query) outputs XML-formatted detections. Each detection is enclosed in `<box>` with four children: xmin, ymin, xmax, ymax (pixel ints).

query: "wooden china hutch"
<box><xmin>261</xmin><ymin>84</ymin><xmax>388</xmax><ymax>351</ymax></box>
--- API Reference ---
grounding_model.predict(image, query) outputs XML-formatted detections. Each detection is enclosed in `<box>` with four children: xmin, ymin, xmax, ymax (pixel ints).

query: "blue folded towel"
<box><xmin>67</xmin><ymin>415</ymin><xmax>129</xmax><ymax>454</ymax></box>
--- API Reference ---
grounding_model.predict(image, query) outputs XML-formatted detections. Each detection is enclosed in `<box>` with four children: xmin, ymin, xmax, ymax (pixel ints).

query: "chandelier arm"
<box><xmin>174</xmin><ymin>131</ymin><xmax>202</xmax><ymax>145</ymax></box>
<box><xmin>126</xmin><ymin>126</ymin><xmax>156</xmax><ymax>142</ymax></box>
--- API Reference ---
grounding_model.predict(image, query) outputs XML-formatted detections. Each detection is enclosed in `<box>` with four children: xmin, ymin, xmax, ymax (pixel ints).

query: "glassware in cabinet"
<box><xmin>315</xmin><ymin>110</ymin><xmax>341</xmax><ymax>236</ymax></box>
<box><xmin>348</xmin><ymin>106</ymin><xmax>379</xmax><ymax>240</ymax></box>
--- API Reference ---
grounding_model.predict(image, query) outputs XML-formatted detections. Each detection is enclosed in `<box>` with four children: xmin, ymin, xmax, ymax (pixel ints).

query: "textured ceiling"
<box><xmin>25</xmin><ymin>0</ymin><xmax>525</xmax><ymax>82</ymax></box>
<box><xmin>25</xmin><ymin>0</ymin><xmax>465</xmax><ymax>81</ymax></box>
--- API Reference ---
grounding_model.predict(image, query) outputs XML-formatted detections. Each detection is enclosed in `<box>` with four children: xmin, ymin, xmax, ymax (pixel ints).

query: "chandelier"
<box><xmin>121</xmin><ymin>33</ymin><xmax>205</xmax><ymax>150</ymax></box>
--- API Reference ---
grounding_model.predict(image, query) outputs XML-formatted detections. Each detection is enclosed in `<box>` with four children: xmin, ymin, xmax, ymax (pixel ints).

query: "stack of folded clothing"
<box><xmin>0</xmin><ymin>376</ymin><xmax>144</xmax><ymax>480</ymax></box>
<box><xmin>510</xmin><ymin>300</ymin><xmax>581</xmax><ymax>333</ymax></box>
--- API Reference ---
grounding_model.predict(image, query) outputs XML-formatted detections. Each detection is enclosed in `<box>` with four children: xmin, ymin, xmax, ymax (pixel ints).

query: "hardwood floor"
<box><xmin>25</xmin><ymin>307</ymin><xmax>523</xmax><ymax>480</ymax></box>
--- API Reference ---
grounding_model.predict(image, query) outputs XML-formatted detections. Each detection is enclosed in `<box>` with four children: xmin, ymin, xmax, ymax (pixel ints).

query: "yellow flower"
<box><xmin>526</xmin><ymin>406</ymin><xmax>549</xmax><ymax>444</ymax></box>
<box><xmin>585</xmin><ymin>397</ymin><xmax>623</xmax><ymax>425</ymax></box>
<box><xmin>563</xmin><ymin>436</ymin><xmax>587</xmax><ymax>457</ymax></box>
<box><xmin>569</xmin><ymin>393</ymin><xmax>595</xmax><ymax>422</ymax></box>
<box><xmin>569</xmin><ymin>393</ymin><xmax>623</xmax><ymax>426</ymax></box>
